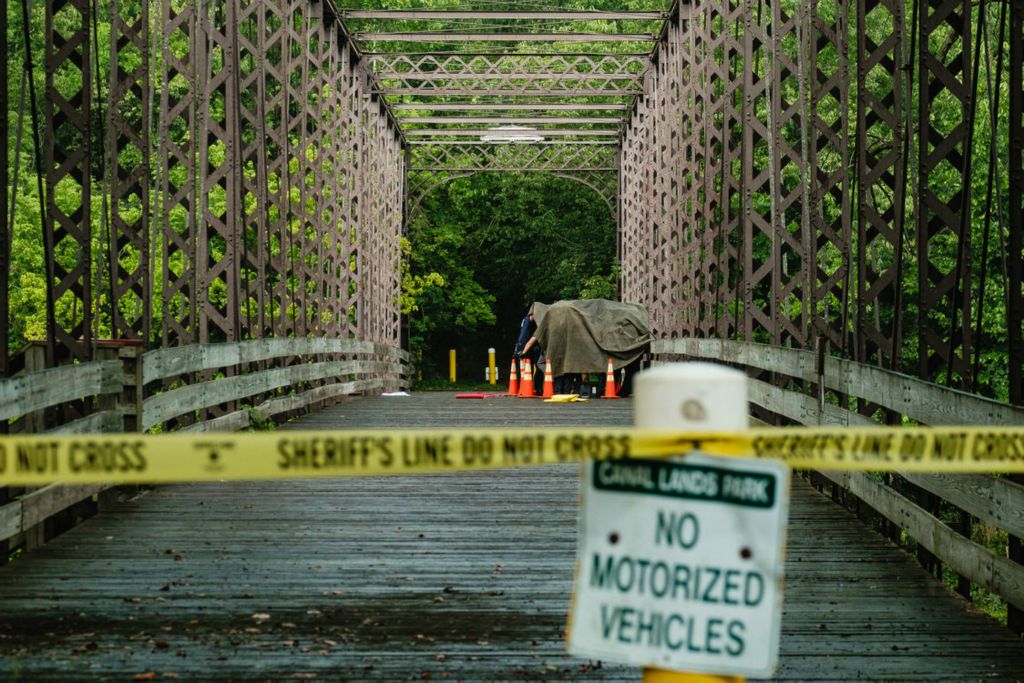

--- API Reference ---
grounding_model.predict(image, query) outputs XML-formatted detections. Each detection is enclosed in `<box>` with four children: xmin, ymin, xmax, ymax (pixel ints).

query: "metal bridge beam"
<box><xmin>355</xmin><ymin>32</ymin><xmax>658</xmax><ymax>43</ymax></box>
<box><xmin>342</xmin><ymin>11</ymin><xmax>668</xmax><ymax>21</ymax></box>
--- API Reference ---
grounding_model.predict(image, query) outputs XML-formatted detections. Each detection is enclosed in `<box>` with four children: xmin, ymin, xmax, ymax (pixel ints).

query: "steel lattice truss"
<box><xmin>346</xmin><ymin>9</ymin><xmax>661</xmax><ymax>214</ymax></box>
<box><xmin>369</xmin><ymin>54</ymin><xmax>646</xmax><ymax>96</ymax></box>
<box><xmin>619</xmin><ymin>0</ymin><xmax>1023</xmax><ymax>400</ymax></box>
<box><xmin>408</xmin><ymin>143</ymin><xmax>618</xmax><ymax>218</ymax></box>
<box><xmin>6</xmin><ymin>0</ymin><xmax>407</xmax><ymax>364</ymax></box>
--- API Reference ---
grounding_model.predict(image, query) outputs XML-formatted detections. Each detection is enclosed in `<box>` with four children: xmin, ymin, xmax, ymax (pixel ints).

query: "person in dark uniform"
<box><xmin>514</xmin><ymin>308</ymin><xmax>542</xmax><ymax>394</ymax></box>
<box><xmin>514</xmin><ymin>308</ymin><xmax>540</xmax><ymax>367</ymax></box>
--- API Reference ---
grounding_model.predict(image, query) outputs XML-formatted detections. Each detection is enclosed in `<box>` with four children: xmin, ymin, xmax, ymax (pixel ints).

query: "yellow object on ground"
<box><xmin>544</xmin><ymin>394</ymin><xmax>589</xmax><ymax>403</ymax></box>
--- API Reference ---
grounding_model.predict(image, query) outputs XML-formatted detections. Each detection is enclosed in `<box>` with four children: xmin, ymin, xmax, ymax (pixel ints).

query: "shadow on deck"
<box><xmin>0</xmin><ymin>393</ymin><xmax>1021</xmax><ymax>681</ymax></box>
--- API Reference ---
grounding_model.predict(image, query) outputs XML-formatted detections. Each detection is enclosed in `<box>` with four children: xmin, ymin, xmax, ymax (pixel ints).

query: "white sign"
<box><xmin>567</xmin><ymin>453</ymin><xmax>790</xmax><ymax>678</ymax></box>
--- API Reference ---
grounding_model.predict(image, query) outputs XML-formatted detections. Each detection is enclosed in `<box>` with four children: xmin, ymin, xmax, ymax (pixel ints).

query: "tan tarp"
<box><xmin>531</xmin><ymin>299</ymin><xmax>652</xmax><ymax>377</ymax></box>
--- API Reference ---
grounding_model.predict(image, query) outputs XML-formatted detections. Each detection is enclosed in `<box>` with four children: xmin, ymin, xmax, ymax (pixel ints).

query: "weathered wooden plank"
<box><xmin>47</xmin><ymin>410</ymin><xmax>124</xmax><ymax>434</ymax></box>
<box><xmin>173</xmin><ymin>379</ymin><xmax>392</xmax><ymax>434</ymax></box>
<box><xmin>178</xmin><ymin>411</ymin><xmax>253</xmax><ymax>434</ymax></box>
<box><xmin>142</xmin><ymin>339</ymin><xmax>406</xmax><ymax>385</ymax></box>
<box><xmin>3</xmin><ymin>394</ymin><xmax>1024</xmax><ymax>680</ymax></box>
<box><xmin>818</xmin><ymin>469</ymin><xmax>1024</xmax><ymax>611</ymax></box>
<box><xmin>141</xmin><ymin>360</ymin><xmax>402</xmax><ymax>430</ymax></box>
<box><xmin>653</xmin><ymin>338</ymin><xmax>1024</xmax><ymax>425</ymax></box>
<box><xmin>0</xmin><ymin>361</ymin><xmax>122</xmax><ymax>420</ymax></box>
<box><xmin>748</xmin><ymin>378</ymin><xmax>874</xmax><ymax>427</ymax></box>
<box><xmin>254</xmin><ymin>378</ymin><xmax>387</xmax><ymax>418</ymax></box>
<box><xmin>0</xmin><ymin>498</ymin><xmax>21</xmax><ymax>540</ymax></box>
<box><xmin>901</xmin><ymin>472</ymin><xmax>1024</xmax><ymax>540</ymax></box>
<box><xmin>20</xmin><ymin>484</ymin><xmax>107</xmax><ymax>529</ymax></box>
<box><xmin>828</xmin><ymin>357</ymin><xmax>1022</xmax><ymax>425</ymax></box>
<box><xmin>0</xmin><ymin>484</ymin><xmax>109</xmax><ymax>543</ymax></box>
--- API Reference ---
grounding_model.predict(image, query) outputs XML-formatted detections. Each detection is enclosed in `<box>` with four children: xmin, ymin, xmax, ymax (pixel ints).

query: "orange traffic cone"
<box><xmin>508</xmin><ymin>358</ymin><xmax>519</xmax><ymax>396</ymax></box>
<box><xmin>602</xmin><ymin>358</ymin><xmax>620</xmax><ymax>399</ymax></box>
<box><xmin>518</xmin><ymin>359</ymin><xmax>534</xmax><ymax>398</ymax></box>
<box><xmin>542</xmin><ymin>358</ymin><xmax>555</xmax><ymax>398</ymax></box>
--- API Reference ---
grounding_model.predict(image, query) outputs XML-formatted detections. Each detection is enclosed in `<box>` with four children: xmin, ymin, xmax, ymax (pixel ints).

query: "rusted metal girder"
<box><xmin>161</xmin><ymin>0</ymin><xmax>198</xmax><ymax>346</ymax></box>
<box><xmin>197</xmin><ymin>0</ymin><xmax>241</xmax><ymax>344</ymax></box>
<box><xmin>45</xmin><ymin>0</ymin><xmax>92</xmax><ymax>363</ymax></box>
<box><xmin>375</xmin><ymin>75</ymin><xmax>643</xmax><ymax>97</ymax></box>
<box><xmin>392</xmin><ymin>103</ymin><xmax>632</xmax><ymax>112</ymax></box>
<box><xmin>153</xmin><ymin>0</ymin><xmax>404</xmax><ymax>348</ymax></box>
<box><xmin>406</xmin><ymin>130</ymin><xmax>619</xmax><ymax>138</ymax></box>
<box><xmin>0</xmin><ymin>0</ymin><xmax>7</xmax><ymax>376</ymax></box>
<box><xmin>812</xmin><ymin>0</ymin><xmax>851</xmax><ymax>355</ymax></box>
<box><xmin>856</xmin><ymin>0</ymin><xmax>905</xmax><ymax>370</ymax></box>
<box><xmin>342</xmin><ymin>10</ymin><xmax>668</xmax><ymax>21</ymax></box>
<box><xmin>918</xmin><ymin>0</ymin><xmax>973</xmax><ymax>387</ymax></box>
<box><xmin>355</xmin><ymin>32</ymin><xmax>658</xmax><ymax>43</ymax></box>
<box><xmin>408</xmin><ymin>141</ymin><xmax>617</xmax><ymax>221</ymax></box>
<box><xmin>109</xmin><ymin>0</ymin><xmax>151</xmax><ymax>343</ymax></box>
<box><xmin>367</xmin><ymin>53</ymin><xmax>649</xmax><ymax>76</ymax></box>
<box><xmin>622</xmin><ymin>0</ymin><xmax>850</xmax><ymax>353</ymax></box>
<box><xmin>402</xmin><ymin>117</ymin><xmax>623</xmax><ymax>126</ymax></box>
<box><xmin>1011</xmin><ymin>0</ymin><xmax>1023</xmax><ymax>406</ymax></box>
<box><xmin>740</xmin><ymin>0</ymin><xmax>774</xmax><ymax>344</ymax></box>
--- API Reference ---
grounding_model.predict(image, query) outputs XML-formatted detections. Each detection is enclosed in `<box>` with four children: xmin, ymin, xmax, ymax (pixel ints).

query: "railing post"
<box><xmin>94</xmin><ymin>341</ymin><xmax>144</xmax><ymax>432</ymax></box>
<box><xmin>635</xmin><ymin>362</ymin><xmax>748</xmax><ymax>683</ymax></box>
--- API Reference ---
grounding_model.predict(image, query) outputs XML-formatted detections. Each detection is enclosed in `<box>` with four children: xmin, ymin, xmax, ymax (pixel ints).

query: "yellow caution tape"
<box><xmin>0</xmin><ymin>426</ymin><xmax>1022</xmax><ymax>485</ymax></box>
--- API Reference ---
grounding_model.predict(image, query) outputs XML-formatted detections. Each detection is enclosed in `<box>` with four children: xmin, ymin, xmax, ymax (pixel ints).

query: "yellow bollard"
<box><xmin>488</xmin><ymin>348</ymin><xmax>497</xmax><ymax>385</ymax></box>
<box><xmin>449</xmin><ymin>349</ymin><xmax>456</xmax><ymax>383</ymax></box>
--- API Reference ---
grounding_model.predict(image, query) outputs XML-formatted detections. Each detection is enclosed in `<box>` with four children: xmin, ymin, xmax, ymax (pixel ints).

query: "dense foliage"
<box><xmin>403</xmin><ymin>172</ymin><xmax>616</xmax><ymax>379</ymax></box>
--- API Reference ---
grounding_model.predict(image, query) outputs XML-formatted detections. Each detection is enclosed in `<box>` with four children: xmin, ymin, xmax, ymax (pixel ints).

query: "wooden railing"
<box><xmin>0</xmin><ymin>344</ymin><xmax>137</xmax><ymax>552</ymax></box>
<box><xmin>141</xmin><ymin>339</ymin><xmax>408</xmax><ymax>431</ymax></box>
<box><xmin>1</xmin><ymin>338</ymin><xmax>408</xmax><ymax>559</ymax></box>
<box><xmin>652</xmin><ymin>338</ymin><xmax>1024</xmax><ymax>633</ymax></box>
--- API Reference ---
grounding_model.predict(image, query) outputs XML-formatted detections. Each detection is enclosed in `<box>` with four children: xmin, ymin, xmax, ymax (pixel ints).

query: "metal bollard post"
<box><xmin>635</xmin><ymin>362</ymin><xmax>747</xmax><ymax>683</ymax></box>
<box><xmin>488</xmin><ymin>347</ymin><xmax>497</xmax><ymax>385</ymax></box>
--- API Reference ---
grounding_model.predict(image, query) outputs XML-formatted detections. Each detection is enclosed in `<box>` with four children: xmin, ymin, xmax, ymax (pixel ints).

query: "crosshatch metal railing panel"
<box><xmin>619</xmin><ymin>0</ymin><xmax>1022</xmax><ymax>410</ymax></box>
<box><xmin>3</xmin><ymin>0</ymin><xmax>405</xmax><ymax>373</ymax></box>
<box><xmin>127</xmin><ymin>0</ymin><xmax>403</xmax><ymax>354</ymax></box>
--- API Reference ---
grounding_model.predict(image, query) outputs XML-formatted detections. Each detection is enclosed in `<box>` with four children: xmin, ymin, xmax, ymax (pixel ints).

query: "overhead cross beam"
<box><xmin>391</xmin><ymin>103</ymin><xmax>632</xmax><ymax>112</ymax></box>
<box><xmin>337</xmin><ymin>6</ymin><xmax>664</xmax><ymax>212</ymax></box>
<box><xmin>355</xmin><ymin>32</ymin><xmax>658</xmax><ymax>43</ymax></box>
<box><xmin>342</xmin><ymin>11</ymin><xmax>667</xmax><ymax>21</ymax></box>
<box><xmin>368</xmin><ymin>53</ymin><xmax>648</xmax><ymax>76</ymax></box>
<box><xmin>405</xmin><ymin>129</ymin><xmax>619</xmax><ymax>138</ymax></box>
<box><xmin>409</xmin><ymin>143</ymin><xmax>618</xmax><ymax>172</ymax></box>
<box><xmin>400</xmin><ymin>117</ymin><xmax>624</xmax><ymax>126</ymax></box>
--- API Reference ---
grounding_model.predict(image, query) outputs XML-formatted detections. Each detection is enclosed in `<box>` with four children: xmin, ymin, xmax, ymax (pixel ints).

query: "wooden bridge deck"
<box><xmin>1</xmin><ymin>393</ymin><xmax>1022</xmax><ymax>681</ymax></box>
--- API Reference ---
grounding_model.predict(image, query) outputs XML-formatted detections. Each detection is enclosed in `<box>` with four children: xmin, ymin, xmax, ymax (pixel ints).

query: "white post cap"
<box><xmin>634</xmin><ymin>362</ymin><xmax>748</xmax><ymax>430</ymax></box>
